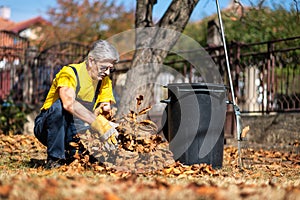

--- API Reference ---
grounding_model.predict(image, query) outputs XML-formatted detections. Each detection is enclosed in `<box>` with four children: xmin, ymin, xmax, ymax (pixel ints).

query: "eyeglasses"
<box><xmin>91</xmin><ymin>58</ymin><xmax>116</xmax><ymax>73</ymax></box>
<box><xmin>99</xmin><ymin>65</ymin><xmax>115</xmax><ymax>73</ymax></box>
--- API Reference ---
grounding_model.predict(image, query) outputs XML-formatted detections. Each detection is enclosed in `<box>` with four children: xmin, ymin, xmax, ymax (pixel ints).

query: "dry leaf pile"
<box><xmin>0</xmin><ymin>134</ymin><xmax>45</xmax><ymax>159</ymax></box>
<box><xmin>74</xmin><ymin>95</ymin><xmax>217</xmax><ymax>176</ymax></box>
<box><xmin>223</xmin><ymin>145</ymin><xmax>300</xmax><ymax>167</ymax></box>
<box><xmin>0</xmin><ymin>95</ymin><xmax>217</xmax><ymax>177</ymax></box>
<box><xmin>79</xmin><ymin>95</ymin><xmax>175</xmax><ymax>173</ymax></box>
<box><xmin>1</xmin><ymin>132</ymin><xmax>300</xmax><ymax>200</ymax></box>
<box><xmin>157</xmin><ymin>161</ymin><xmax>217</xmax><ymax>178</ymax></box>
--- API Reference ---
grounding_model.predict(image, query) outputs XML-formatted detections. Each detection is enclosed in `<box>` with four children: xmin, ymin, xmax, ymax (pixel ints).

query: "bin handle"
<box><xmin>160</xmin><ymin>97</ymin><xmax>171</xmax><ymax>104</ymax></box>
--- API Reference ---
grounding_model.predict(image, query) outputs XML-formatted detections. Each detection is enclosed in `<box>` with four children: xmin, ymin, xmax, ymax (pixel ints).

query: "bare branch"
<box><xmin>135</xmin><ymin>0</ymin><xmax>157</xmax><ymax>28</ymax></box>
<box><xmin>158</xmin><ymin>0</ymin><xmax>199</xmax><ymax>31</ymax></box>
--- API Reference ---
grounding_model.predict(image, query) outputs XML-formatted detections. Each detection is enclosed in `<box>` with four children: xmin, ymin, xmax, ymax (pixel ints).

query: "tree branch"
<box><xmin>158</xmin><ymin>0</ymin><xmax>199</xmax><ymax>32</ymax></box>
<box><xmin>135</xmin><ymin>0</ymin><xmax>157</xmax><ymax>28</ymax></box>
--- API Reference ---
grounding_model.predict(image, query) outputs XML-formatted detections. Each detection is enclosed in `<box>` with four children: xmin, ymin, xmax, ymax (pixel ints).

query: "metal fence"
<box><xmin>162</xmin><ymin>37</ymin><xmax>300</xmax><ymax>138</ymax></box>
<box><xmin>1</xmin><ymin>30</ymin><xmax>300</xmax><ymax>114</ymax></box>
<box><xmin>229</xmin><ymin>36</ymin><xmax>300</xmax><ymax>113</ymax></box>
<box><xmin>0</xmin><ymin>31</ymin><xmax>29</xmax><ymax>100</ymax></box>
<box><xmin>29</xmin><ymin>42</ymin><xmax>89</xmax><ymax>104</ymax></box>
<box><xmin>165</xmin><ymin>36</ymin><xmax>300</xmax><ymax>113</ymax></box>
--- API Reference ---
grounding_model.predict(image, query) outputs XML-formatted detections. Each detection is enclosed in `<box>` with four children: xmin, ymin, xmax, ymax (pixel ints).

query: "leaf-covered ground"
<box><xmin>0</xmin><ymin>134</ymin><xmax>299</xmax><ymax>200</ymax></box>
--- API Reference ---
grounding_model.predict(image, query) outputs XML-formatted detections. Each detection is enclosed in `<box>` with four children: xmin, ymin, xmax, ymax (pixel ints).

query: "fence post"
<box><xmin>266</xmin><ymin>42</ymin><xmax>275</xmax><ymax>113</ymax></box>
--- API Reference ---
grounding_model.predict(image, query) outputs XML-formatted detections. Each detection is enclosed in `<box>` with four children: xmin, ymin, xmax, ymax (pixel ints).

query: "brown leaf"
<box><xmin>104</xmin><ymin>192</ymin><xmax>121</xmax><ymax>200</ymax></box>
<box><xmin>69</xmin><ymin>142</ymin><xmax>79</xmax><ymax>147</ymax></box>
<box><xmin>241</xmin><ymin>126</ymin><xmax>250</xmax><ymax>138</ymax></box>
<box><xmin>173</xmin><ymin>168</ymin><xmax>181</xmax><ymax>174</ymax></box>
<box><xmin>0</xmin><ymin>185</ymin><xmax>13</xmax><ymax>198</ymax></box>
<box><xmin>138</xmin><ymin>106</ymin><xmax>152</xmax><ymax>115</ymax></box>
<box><xmin>154</xmin><ymin>178</ymin><xmax>170</xmax><ymax>189</ymax></box>
<box><xmin>184</xmin><ymin>170</ymin><xmax>195</xmax><ymax>175</ymax></box>
<box><xmin>136</xmin><ymin>95</ymin><xmax>144</xmax><ymax>106</ymax></box>
<box><xmin>139</xmin><ymin>120</ymin><xmax>158</xmax><ymax>129</ymax></box>
<box><xmin>195</xmin><ymin>186</ymin><xmax>218</xmax><ymax>196</ymax></box>
<box><xmin>163</xmin><ymin>167</ymin><xmax>173</xmax><ymax>174</ymax></box>
<box><xmin>128</xmin><ymin>110</ymin><xmax>137</xmax><ymax>122</ymax></box>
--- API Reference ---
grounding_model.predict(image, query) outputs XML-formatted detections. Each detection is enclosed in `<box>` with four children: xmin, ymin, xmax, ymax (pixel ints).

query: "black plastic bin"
<box><xmin>161</xmin><ymin>83</ymin><xmax>227</xmax><ymax>168</ymax></box>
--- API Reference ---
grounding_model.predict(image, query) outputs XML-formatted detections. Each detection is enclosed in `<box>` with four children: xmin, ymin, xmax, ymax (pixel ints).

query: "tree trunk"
<box><xmin>117</xmin><ymin>0</ymin><xmax>199</xmax><ymax>117</ymax></box>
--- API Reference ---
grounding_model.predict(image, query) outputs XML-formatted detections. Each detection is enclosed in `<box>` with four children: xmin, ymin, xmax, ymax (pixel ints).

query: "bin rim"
<box><xmin>166</xmin><ymin>82</ymin><xmax>228</xmax><ymax>90</ymax></box>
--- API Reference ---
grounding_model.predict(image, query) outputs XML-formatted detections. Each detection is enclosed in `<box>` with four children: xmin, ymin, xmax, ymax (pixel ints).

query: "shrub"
<box><xmin>0</xmin><ymin>99</ymin><xmax>29</xmax><ymax>135</ymax></box>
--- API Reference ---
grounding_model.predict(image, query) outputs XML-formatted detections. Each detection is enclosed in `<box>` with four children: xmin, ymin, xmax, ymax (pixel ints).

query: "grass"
<box><xmin>0</xmin><ymin>134</ymin><xmax>299</xmax><ymax>200</ymax></box>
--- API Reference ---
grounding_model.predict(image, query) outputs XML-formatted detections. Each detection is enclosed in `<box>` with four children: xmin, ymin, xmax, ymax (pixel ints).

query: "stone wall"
<box><xmin>226</xmin><ymin>113</ymin><xmax>300</xmax><ymax>152</ymax></box>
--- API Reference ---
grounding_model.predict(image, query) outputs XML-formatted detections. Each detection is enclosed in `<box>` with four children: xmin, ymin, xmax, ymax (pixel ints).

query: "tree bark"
<box><xmin>117</xmin><ymin>0</ymin><xmax>199</xmax><ymax>117</ymax></box>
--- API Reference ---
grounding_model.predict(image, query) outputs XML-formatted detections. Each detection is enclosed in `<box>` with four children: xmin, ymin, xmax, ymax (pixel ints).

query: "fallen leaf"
<box><xmin>0</xmin><ymin>185</ymin><xmax>13</xmax><ymax>198</ymax></box>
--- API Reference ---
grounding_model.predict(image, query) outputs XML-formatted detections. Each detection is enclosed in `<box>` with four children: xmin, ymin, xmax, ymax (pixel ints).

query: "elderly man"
<box><xmin>34</xmin><ymin>40</ymin><xmax>119</xmax><ymax>169</ymax></box>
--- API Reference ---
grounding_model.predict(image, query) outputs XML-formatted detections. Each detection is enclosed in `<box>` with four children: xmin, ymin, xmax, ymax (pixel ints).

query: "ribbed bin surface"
<box><xmin>163</xmin><ymin>83</ymin><xmax>227</xmax><ymax>168</ymax></box>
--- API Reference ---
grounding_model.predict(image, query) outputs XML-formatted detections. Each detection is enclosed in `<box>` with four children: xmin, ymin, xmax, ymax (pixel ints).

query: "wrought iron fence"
<box><xmin>0</xmin><ymin>31</ymin><xmax>29</xmax><ymax>100</ymax></box>
<box><xmin>29</xmin><ymin>42</ymin><xmax>89</xmax><ymax>104</ymax></box>
<box><xmin>229</xmin><ymin>36</ymin><xmax>300</xmax><ymax>113</ymax></box>
<box><xmin>165</xmin><ymin>36</ymin><xmax>300</xmax><ymax>113</ymax></box>
<box><xmin>0</xmin><ymin>33</ymin><xmax>299</xmax><ymax>114</ymax></box>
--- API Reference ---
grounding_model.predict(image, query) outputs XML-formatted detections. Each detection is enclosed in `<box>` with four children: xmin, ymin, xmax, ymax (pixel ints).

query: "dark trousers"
<box><xmin>34</xmin><ymin>99</ymin><xmax>89</xmax><ymax>160</ymax></box>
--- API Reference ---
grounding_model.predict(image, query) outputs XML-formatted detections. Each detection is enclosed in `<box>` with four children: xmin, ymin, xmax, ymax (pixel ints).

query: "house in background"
<box><xmin>0</xmin><ymin>6</ymin><xmax>49</xmax><ymax>100</ymax></box>
<box><xmin>0</xmin><ymin>6</ymin><xmax>49</xmax><ymax>41</ymax></box>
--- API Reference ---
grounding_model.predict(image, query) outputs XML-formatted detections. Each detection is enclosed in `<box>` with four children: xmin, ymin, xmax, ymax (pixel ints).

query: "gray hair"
<box><xmin>87</xmin><ymin>40</ymin><xmax>119</xmax><ymax>63</ymax></box>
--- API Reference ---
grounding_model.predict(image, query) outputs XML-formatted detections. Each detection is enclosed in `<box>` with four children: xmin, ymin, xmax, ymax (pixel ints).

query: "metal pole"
<box><xmin>215</xmin><ymin>0</ymin><xmax>244</xmax><ymax>167</ymax></box>
<box><xmin>215</xmin><ymin>0</ymin><xmax>236</xmax><ymax>106</ymax></box>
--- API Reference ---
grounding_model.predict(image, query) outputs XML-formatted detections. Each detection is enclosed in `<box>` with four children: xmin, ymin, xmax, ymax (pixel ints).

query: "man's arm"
<box><xmin>59</xmin><ymin>86</ymin><xmax>96</xmax><ymax>124</ymax></box>
<box><xmin>59</xmin><ymin>86</ymin><xmax>118</xmax><ymax>148</ymax></box>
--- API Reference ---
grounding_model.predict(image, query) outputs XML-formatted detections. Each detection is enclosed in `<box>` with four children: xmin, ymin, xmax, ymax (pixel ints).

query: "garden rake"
<box><xmin>215</xmin><ymin>0</ymin><xmax>249</xmax><ymax>168</ymax></box>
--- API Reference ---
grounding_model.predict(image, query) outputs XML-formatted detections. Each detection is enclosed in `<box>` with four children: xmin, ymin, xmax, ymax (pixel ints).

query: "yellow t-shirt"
<box><xmin>41</xmin><ymin>61</ymin><xmax>115</xmax><ymax>111</ymax></box>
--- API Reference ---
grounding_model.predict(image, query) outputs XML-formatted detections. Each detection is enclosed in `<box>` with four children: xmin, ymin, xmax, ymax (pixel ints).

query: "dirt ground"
<box><xmin>0</xmin><ymin>133</ymin><xmax>299</xmax><ymax>200</ymax></box>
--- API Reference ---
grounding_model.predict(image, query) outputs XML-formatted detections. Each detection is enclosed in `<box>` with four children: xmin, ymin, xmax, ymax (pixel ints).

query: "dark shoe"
<box><xmin>89</xmin><ymin>154</ymin><xmax>99</xmax><ymax>163</ymax></box>
<box><xmin>44</xmin><ymin>158</ymin><xmax>65</xmax><ymax>169</ymax></box>
<box><xmin>29</xmin><ymin>158</ymin><xmax>47</xmax><ymax>168</ymax></box>
<box><xmin>65</xmin><ymin>156</ymin><xmax>75</xmax><ymax>165</ymax></box>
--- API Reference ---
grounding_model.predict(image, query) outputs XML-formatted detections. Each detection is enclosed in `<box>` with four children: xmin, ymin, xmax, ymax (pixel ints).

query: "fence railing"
<box><xmin>230</xmin><ymin>36</ymin><xmax>300</xmax><ymax>113</ymax></box>
<box><xmin>0</xmin><ymin>32</ymin><xmax>299</xmax><ymax>114</ymax></box>
<box><xmin>0</xmin><ymin>31</ymin><xmax>29</xmax><ymax>100</ymax></box>
<box><xmin>165</xmin><ymin>36</ymin><xmax>300</xmax><ymax>113</ymax></box>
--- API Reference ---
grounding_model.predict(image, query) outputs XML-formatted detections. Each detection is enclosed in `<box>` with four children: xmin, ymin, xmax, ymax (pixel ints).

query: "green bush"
<box><xmin>0</xmin><ymin>100</ymin><xmax>29</xmax><ymax>135</ymax></box>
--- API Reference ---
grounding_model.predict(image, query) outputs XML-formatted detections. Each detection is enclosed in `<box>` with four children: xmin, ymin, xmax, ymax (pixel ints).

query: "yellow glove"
<box><xmin>106</xmin><ymin>121</ymin><xmax>119</xmax><ymax>145</ymax></box>
<box><xmin>91</xmin><ymin>114</ymin><xmax>111</xmax><ymax>135</ymax></box>
<box><xmin>91</xmin><ymin>115</ymin><xmax>119</xmax><ymax>150</ymax></box>
<box><xmin>107</xmin><ymin>133</ymin><xmax>118</xmax><ymax>145</ymax></box>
